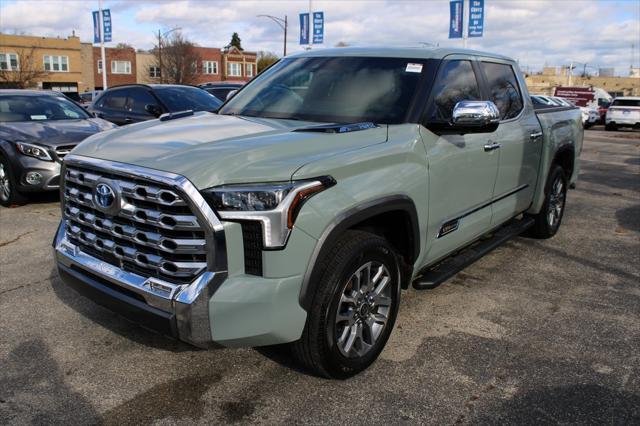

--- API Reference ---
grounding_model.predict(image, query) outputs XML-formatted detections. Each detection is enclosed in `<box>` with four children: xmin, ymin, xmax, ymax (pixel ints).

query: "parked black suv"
<box><xmin>89</xmin><ymin>84</ymin><xmax>222</xmax><ymax>126</ymax></box>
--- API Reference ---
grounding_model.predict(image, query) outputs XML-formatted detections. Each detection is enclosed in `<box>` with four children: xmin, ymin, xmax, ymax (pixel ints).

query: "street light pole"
<box><xmin>257</xmin><ymin>15</ymin><xmax>288</xmax><ymax>56</ymax></box>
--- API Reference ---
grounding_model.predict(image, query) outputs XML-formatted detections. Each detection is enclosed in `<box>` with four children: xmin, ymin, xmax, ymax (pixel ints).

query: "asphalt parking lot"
<box><xmin>1</xmin><ymin>127</ymin><xmax>638</xmax><ymax>424</ymax></box>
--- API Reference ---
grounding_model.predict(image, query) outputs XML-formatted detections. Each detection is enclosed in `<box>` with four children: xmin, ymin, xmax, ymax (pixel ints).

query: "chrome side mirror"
<box><xmin>226</xmin><ymin>90</ymin><xmax>238</xmax><ymax>101</ymax></box>
<box><xmin>452</xmin><ymin>100</ymin><xmax>500</xmax><ymax>127</ymax></box>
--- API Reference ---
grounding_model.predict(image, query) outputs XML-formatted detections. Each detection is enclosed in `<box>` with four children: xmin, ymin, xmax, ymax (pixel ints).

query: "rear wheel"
<box><xmin>0</xmin><ymin>155</ymin><xmax>27</xmax><ymax>207</ymax></box>
<box><xmin>605</xmin><ymin>123</ymin><xmax>617</xmax><ymax>131</ymax></box>
<box><xmin>525</xmin><ymin>165</ymin><xmax>567</xmax><ymax>239</ymax></box>
<box><xmin>292</xmin><ymin>230</ymin><xmax>401</xmax><ymax>379</ymax></box>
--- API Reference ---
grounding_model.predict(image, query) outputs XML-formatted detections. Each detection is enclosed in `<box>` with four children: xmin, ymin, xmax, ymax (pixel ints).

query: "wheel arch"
<box><xmin>299</xmin><ymin>195</ymin><xmax>420</xmax><ymax>311</ymax></box>
<box><xmin>552</xmin><ymin>146</ymin><xmax>575</xmax><ymax>182</ymax></box>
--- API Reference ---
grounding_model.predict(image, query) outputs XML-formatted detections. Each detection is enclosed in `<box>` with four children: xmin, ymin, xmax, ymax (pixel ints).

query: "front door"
<box><xmin>420</xmin><ymin>58</ymin><xmax>500</xmax><ymax>264</ymax></box>
<box><xmin>477</xmin><ymin>60</ymin><xmax>543</xmax><ymax>225</ymax></box>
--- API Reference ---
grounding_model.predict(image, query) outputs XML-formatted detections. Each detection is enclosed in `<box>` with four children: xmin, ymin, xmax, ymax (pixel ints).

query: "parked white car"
<box><xmin>605</xmin><ymin>97</ymin><xmax>640</xmax><ymax>131</ymax></box>
<box><xmin>580</xmin><ymin>106</ymin><xmax>600</xmax><ymax>128</ymax></box>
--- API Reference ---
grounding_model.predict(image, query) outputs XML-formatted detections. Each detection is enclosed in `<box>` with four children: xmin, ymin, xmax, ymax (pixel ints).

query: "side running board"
<box><xmin>412</xmin><ymin>217</ymin><xmax>535</xmax><ymax>290</ymax></box>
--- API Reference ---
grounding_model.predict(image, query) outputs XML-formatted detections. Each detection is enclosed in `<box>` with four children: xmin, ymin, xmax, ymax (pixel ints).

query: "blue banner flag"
<box><xmin>299</xmin><ymin>13</ymin><xmax>310</xmax><ymax>44</ymax></box>
<box><xmin>102</xmin><ymin>9</ymin><xmax>112</xmax><ymax>42</ymax></box>
<box><xmin>312</xmin><ymin>12</ymin><xmax>324</xmax><ymax>44</ymax></box>
<box><xmin>92</xmin><ymin>11</ymin><xmax>101</xmax><ymax>43</ymax></box>
<box><xmin>468</xmin><ymin>0</ymin><xmax>484</xmax><ymax>37</ymax></box>
<box><xmin>449</xmin><ymin>1</ymin><xmax>463</xmax><ymax>39</ymax></box>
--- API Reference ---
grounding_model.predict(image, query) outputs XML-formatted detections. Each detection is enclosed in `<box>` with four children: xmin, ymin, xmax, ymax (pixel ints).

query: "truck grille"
<box><xmin>62</xmin><ymin>165</ymin><xmax>207</xmax><ymax>284</ymax></box>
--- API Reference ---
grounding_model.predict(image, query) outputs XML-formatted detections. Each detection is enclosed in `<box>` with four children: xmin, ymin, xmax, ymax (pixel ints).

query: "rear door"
<box><xmin>420</xmin><ymin>57</ymin><xmax>500</xmax><ymax>264</ymax></box>
<box><xmin>477</xmin><ymin>60</ymin><xmax>543</xmax><ymax>225</ymax></box>
<box><xmin>93</xmin><ymin>88</ymin><xmax>129</xmax><ymax>125</ymax></box>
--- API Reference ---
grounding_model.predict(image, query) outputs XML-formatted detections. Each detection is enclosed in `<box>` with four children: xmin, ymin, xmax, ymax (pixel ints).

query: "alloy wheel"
<box><xmin>547</xmin><ymin>176</ymin><xmax>565</xmax><ymax>229</ymax></box>
<box><xmin>335</xmin><ymin>261</ymin><xmax>393</xmax><ymax>358</ymax></box>
<box><xmin>0</xmin><ymin>162</ymin><xmax>10</xmax><ymax>202</ymax></box>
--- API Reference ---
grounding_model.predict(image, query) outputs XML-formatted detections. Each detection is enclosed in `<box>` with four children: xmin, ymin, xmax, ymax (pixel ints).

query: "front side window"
<box><xmin>480</xmin><ymin>62</ymin><xmax>523</xmax><ymax>120</ymax></box>
<box><xmin>111</xmin><ymin>60</ymin><xmax>131</xmax><ymax>74</ymax></box>
<box><xmin>227</xmin><ymin>62</ymin><xmax>241</xmax><ymax>77</ymax></box>
<box><xmin>203</xmin><ymin>61</ymin><xmax>218</xmax><ymax>74</ymax></box>
<box><xmin>245</xmin><ymin>63</ymin><xmax>253</xmax><ymax>77</ymax></box>
<box><xmin>0</xmin><ymin>94</ymin><xmax>90</xmax><ymax>122</ymax></box>
<box><xmin>125</xmin><ymin>88</ymin><xmax>157</xmax><ymax>113</ymax></box>
<box><xmin>427</xmin><ymin>60</ymin><xmax>480</xmax><ymax>122</ymax></box>
<box><xmin>43</xmin><ymin>55</ymin><xmax>69</xmax><ymax>72</ymax></box>
<box><xmin>220</xmin><ymin>57</ymin><xmax>431</xmax><ymax>124</ymax></box>
<box><xmin>0</xmin><ymin>53</ymin><xmax>19</xmax><ymax>71</ymax></box>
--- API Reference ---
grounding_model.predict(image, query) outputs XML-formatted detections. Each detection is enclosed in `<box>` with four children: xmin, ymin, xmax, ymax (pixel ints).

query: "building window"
<box><xmin>203</xmin><ymin>61</ymin><xmax>218</xmax><ymax>75</ymax></box>
<box><xmin>245</xmin><ymin>63</ymin><xmax>253</xmax><ymax>78</ymax></box>
<box><xmin>97</xmin><ymin>60</ymin><xmax>103</xmax><ymax>74</ymax></box>
<box><xmin>149</xmin><ymin>66</ymin><xmax>160</xmax><ymax>78</ymax></box>
<box><xmin>227</xmin><ymin>62</ymin><xmax>241</xmax><ymax>77</ymax></box>
<box><xmin>111</xmin><ymin>60</ymin><xmax>131</xmax><ymax>74</ymax></box>
<box><xmin>0</xmin><ymin>53</ymin><xmax>19</xmax><ymax>71</ymax></box>
<box><xmin>43</xmin><ymin>55</ymin><xmax>69</xmax><ymax>72</ymax></box>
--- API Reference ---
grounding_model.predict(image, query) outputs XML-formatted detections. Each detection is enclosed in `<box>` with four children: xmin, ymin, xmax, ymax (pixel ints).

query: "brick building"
<box><xmin>192</xmin><ymin>46</ymin><xmax>223</xmax><ymax>85</ymax></box>
<box><xmin>93</xmin><ymin>46</ymin><xmax>137</xmax><ymax>90</ymax></box>
<box><xmin>222</xmin><ymin>46</ymin><xmax>256</xmax><ymax>82</ymax></box>
<box><xmin>0</xmin><ymin>32</ymin><xmax>89</xmax><ymax>92</ymax></box>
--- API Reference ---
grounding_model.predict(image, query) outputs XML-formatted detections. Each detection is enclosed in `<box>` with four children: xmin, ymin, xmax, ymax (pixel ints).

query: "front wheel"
<box><xmin>605</xmin><ymin>123</ymin><xmax>617</xmax><ymax>131</ymax></box>
<box><xmin>0</xmin><ymin>155</ymin><xmax>28</xmax><ymax>207</ymax></box>
<box><xmin>292</xmin><ymin>230</ymin><xmax>401</xmax><ymax>379</ymax></box>
<box><xmin>525</xmin><ymin>165</ymin><xmax>567</xmax><ymax>239</ymax></box>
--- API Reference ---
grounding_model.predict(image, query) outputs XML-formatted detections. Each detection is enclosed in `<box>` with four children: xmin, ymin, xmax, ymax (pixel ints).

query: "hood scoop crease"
<box><xmin>293</xmin><ymin>122</ymin><xmax>379</xmax><ymax>134</ymax></box>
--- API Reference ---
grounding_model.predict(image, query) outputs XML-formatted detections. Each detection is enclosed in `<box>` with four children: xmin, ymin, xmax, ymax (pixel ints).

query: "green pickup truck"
<box><xmin>53</xmin><ymin>47</ymin><xmax>582</xmax><ymax>378</ymax></box>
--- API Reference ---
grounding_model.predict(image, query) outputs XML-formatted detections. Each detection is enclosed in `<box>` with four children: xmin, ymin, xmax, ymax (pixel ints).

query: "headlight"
<box><xmin>16</xmin><ymin>142</ymin><xmax>53</xmax><ymax>161</ymax></box>
<box><xmin>203</xmin><ymin>177</ymin><xmax>335</xmax><ymax>248</ymax></box>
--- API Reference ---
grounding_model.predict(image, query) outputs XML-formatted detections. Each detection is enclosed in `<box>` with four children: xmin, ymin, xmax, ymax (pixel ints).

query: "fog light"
<box><xmin>25</xmin><ymin>172</ymin><xmax>43</xmax><ymax>185</ymax></box>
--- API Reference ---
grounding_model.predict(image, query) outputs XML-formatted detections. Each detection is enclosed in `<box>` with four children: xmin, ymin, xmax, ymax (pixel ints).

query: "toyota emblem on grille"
<box><xmin>93</xmin><ymin>179</ymin><xmax>121</xmax><ymax>215</ymax></box>
<box><xmin>95</xmin><ymin>183</ymin><xmax>115</xmax><ymax>208</ymax></box>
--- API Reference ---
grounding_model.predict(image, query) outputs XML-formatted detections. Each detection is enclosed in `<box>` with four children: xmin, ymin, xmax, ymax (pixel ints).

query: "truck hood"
<box><xmin>71</xmin><ymin>112</ymin><xmax>388</xmax><ymax>188</ymax></box>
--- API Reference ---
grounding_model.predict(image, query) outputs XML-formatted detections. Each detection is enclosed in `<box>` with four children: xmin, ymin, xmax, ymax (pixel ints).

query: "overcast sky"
<box><xmin>1</xmin><ymin>0</ymin><xmax>638</xmax><ymax>75</ymax></box>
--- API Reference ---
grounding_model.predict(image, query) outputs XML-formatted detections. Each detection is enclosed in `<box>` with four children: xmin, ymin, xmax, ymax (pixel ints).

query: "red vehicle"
<box><xmin>554</xmin><ymin>86</ymin><xmax>612</xmax><ymax>124</ymax></box>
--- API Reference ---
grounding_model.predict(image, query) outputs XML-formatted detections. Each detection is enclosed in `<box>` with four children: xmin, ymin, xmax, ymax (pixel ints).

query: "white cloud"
<box><xmin>1</xmin><ymin>0</ymin><xmax>638</xmax><ymax>74</ymax></box>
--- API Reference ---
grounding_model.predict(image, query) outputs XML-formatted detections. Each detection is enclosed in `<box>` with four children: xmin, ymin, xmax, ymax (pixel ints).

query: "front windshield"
<box><xmin>0</xmin><ymin>94</ymin><xmax>90</xmax><ymax>122</ymax></box>
<box><xmin>219</xmin><ymin>57</ymin><xmax>431</xmax><ymax>124</ymax></box>
<box><xmin>154</xmin><ymin>86</ymin><xmax>222</xmax><ymax>113</ymax></box>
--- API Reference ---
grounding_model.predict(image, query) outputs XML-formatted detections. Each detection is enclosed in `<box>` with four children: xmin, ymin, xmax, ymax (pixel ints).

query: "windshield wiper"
<box><xmin>293</xmin><ymin>122</ymin><xmax>379</xmax><ymax>134</ymax></box>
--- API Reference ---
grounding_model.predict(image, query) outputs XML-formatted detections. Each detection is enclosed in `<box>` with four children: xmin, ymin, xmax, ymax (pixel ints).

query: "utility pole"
<box><xmin>99</xmin><ymin>0</ymin><xmax>107</xmax><ymax>89</ymax></box>
<box><xmin>257</xmin><ymin>15</ymin><xmax>288</xmax><ymax>56</ymax></box>
<box><xmin>158</xmin><ymin>29</ymin><xmax>163</xmax><ymax>84</ymax></box>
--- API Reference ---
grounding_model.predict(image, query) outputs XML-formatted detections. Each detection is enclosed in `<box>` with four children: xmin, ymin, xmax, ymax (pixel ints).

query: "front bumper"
<box><xmin>53</xmin><ymin>220</ymin><xmax>226</xmax><ymax>346</ymax></box>
<box><xmin>14</xmin><ymin>155</ymin><xmax>61</xmax><ymax>192</ymax></box>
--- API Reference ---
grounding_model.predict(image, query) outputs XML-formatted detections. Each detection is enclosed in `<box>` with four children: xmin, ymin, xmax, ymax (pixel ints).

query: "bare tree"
<box><xmin>0</xmin><ymin>47</ymin><xmax>48</xmax><ymax>89</ymax></box>
<box><xmin>152</xmin><ymin>31</ymin><xmax>200</xmax><ymax>84</ymax></box>
<box><xmin>257</xmin><ymin>51</ymin><xmax>279</xmax><ymax>73</ymax></box>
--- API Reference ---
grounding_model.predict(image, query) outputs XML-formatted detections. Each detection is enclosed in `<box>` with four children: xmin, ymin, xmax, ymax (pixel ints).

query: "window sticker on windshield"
<box><xmin>405</xmin><ymin>63</ymin><xmax>423</xmax><ymax>73</ymax></box>
<box><xmin>30</xmin><ymin>115</ymin><xmax>47</xmax><ymax>120</ymax></box>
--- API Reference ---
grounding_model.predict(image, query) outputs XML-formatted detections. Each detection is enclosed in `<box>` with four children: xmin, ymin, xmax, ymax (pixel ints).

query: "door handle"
<box><xmin>124</xmin><ymin>117</ymin><xmax>133</xmax><ymax>123</ymax></box>
<box><xmin>530</xmin><ymin>131</ymin><xmax>543</xmax><ymax>141</ymax></box>
<box><xmin>484</xmin><ymin>142</ymin><xmax>501</xmax><ymax>152</ymax></box>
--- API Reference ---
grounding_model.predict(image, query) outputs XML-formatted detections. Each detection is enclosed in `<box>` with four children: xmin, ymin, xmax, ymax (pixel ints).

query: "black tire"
<box><xmin>292</xmin><ymin>230</ymin><xmax>401</xmax><ymax>379</ymax></box>
<box><xmin>605</xmin><ymin>123</ymin><xmax>617</xmax><ymax>131</ymax></box>
<box><xmin>525</xmin><ymin>165</ymin><xmax>567</xmax><ymax>239</ymax></box>
<box><xmin>0</xmin><ymin>155</ymin><xmax>28</xmax><ymax>207</ymax></box>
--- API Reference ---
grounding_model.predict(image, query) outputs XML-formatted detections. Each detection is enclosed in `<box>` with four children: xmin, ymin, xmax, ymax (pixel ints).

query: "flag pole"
<box><xmin>99</xmin><ymin>0</ymin><xmax>107</xmax><ymax>89</ymax></box>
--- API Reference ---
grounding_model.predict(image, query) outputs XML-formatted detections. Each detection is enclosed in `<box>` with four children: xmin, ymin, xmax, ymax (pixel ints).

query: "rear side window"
<box><xmin>480</xmin><ymin>62</ymin><xmax>523</xmax><ymax>120</ymax></box>
<box><xmin>427</xmin><ymin>60</ymin><xmax>480</xmax><ymax>122</ymax></box>
<box><xmin>101</xmin><ymin>90</ymin><xmax>127</xmax><ymax>109</ymax></box>
<box><xmin>611</xmin><ymin>99</ymin><xmax>640</xmax><ymax>107</ymax></box>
